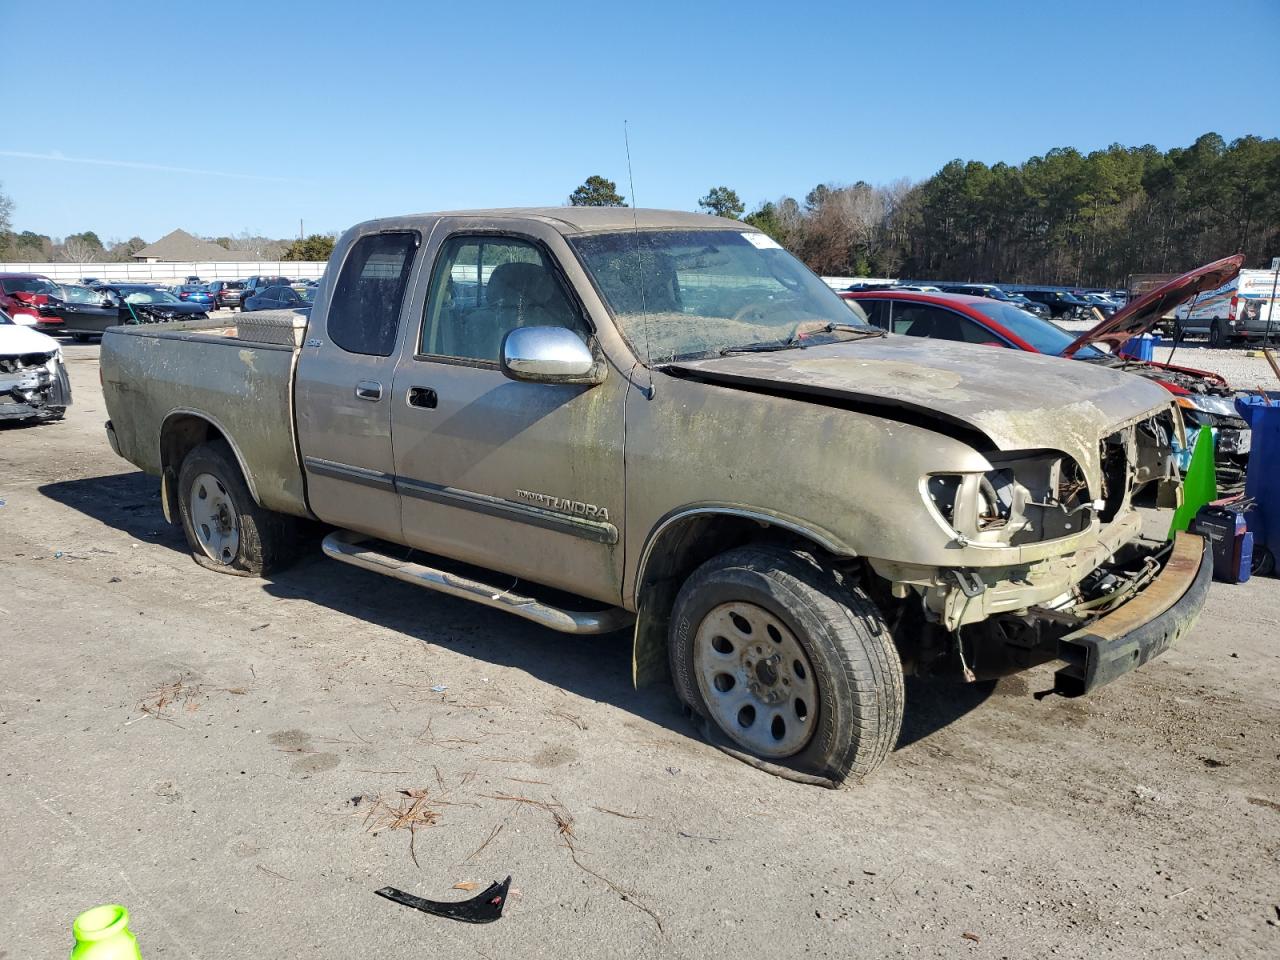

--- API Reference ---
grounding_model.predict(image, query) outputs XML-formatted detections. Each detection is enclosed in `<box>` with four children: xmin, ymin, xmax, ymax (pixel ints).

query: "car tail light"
<box><xmin>1229</xmin><ymin>295</ymin><xmax>1237</xmax><ymax>321</ymax></box>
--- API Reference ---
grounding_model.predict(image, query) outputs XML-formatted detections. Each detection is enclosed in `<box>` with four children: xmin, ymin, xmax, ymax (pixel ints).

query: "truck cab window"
<box><xmin>419</xmin><ymin>236</ymin><xmax>586</xmax><ymax>362</ymax></box>
<box><xmin>328</xmin><ymin>231</ymin><xmax>417</xmax><ymax>357</ymax></box>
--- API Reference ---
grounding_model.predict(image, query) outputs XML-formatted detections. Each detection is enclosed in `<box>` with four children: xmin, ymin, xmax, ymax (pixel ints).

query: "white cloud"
<box><xmin>0</xmin><ymin>150</ymin><xmax>294</xmax><ymax>182</ymax></box>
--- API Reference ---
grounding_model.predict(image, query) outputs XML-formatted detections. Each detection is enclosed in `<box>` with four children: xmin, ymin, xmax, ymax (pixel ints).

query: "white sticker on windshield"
<box><xmin>741</xmin><ymin>232</ymin><xmax>782</xmax><ymax>250</ymax></box>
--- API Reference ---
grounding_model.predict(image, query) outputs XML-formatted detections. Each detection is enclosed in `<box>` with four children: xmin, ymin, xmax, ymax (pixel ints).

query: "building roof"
<box><xmin>131</xmin><ymin>229</ymin><xmax>246</xmax><ymax>261</ymax></box>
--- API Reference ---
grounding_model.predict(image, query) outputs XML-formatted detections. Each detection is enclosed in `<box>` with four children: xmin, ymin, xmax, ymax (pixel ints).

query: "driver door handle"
<box><xmin>355</xmin><ymin>380</ymin><xmax>382</xmax><ymax>401</ymax></box>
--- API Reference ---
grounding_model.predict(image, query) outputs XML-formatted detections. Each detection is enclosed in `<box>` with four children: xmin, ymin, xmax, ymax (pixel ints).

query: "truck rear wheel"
<box><xmin>1209</xmin><ymin>321</ymin><xmax>1226</xmax><ymax>348</ymax></box>
<box><xmin>669</xmin><ymin>545</ymin><xmax>903</xmax><ymax>786</ymax></box>
<box><xmin>177</xmin><ymin>440</ymin><xmax>296</xmax><ymax>577</ymax></box>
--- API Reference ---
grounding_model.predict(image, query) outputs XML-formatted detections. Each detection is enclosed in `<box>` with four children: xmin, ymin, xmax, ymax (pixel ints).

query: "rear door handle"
<box><xmin>355</xmin><ymin>380</ymin><xmax>383</xmax><ymax>401</ymax></box>
<box><xmin>408</xmin><ymin>387</ymin><xmax>437</xmax><ymax>409</ymax></box>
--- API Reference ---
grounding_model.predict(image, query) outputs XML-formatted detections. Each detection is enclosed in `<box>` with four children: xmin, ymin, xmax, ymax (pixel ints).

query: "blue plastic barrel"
<box><xmin>1235</xmin><ymin>394</ymin><xmax>1280</xmax><ymax>564</ymax></box>
<box><xmin>1120</xmin><ymin>334</ymin><xmax>1157</xmax><ymax>361</ymax></box>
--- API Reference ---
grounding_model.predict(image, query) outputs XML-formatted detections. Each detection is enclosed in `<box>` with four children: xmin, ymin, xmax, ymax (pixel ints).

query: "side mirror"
<box><xmin>501</xmin><ymin>327</ymin><xmax>604</xmax><ymax>385</ymax></box>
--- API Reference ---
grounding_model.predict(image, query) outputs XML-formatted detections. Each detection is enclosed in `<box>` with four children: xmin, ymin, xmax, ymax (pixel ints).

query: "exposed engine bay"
<box><xmin>1082</xmin><ymin>354</ymin><xmax>1249</xmax><ymax>491</ymax></box>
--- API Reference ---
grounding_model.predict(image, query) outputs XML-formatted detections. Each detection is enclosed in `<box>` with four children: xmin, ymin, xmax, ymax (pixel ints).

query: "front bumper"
<box><xmin>1051</xmin><ymin>532</ymin><xmax>1211</xmax><ymax>697</ymax></box>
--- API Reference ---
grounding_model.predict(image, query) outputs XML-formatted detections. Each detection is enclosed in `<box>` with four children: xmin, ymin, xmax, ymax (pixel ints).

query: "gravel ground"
<box><xmin>3</xmin><ymin>349</ymin><xmax>1279</xmax><ymax>960</ymax></box>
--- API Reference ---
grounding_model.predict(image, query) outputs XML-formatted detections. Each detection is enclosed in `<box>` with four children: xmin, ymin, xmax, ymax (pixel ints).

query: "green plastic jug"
<box><xmin>70</xmin><ymin>904</ymin><xmax>142</xmax><ymax>959</ymax></box>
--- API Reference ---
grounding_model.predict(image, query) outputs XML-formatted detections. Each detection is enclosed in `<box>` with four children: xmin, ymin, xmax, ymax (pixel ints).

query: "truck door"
<box><xmin>389</xmin><ymin>227</ymin><xmax>626</xmax><ymax>605</ymax></box>
<box><xmin>295</xmin><ymin>230</ymin><xmax>421</xmax><ymax>541</ymax></box>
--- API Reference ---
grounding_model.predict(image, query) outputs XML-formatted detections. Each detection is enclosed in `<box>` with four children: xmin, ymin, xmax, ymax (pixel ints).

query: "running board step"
<box><xmin>321</xmin><ymin>530</ymin><xmax>634</xmax><ymax>635</ymax></box>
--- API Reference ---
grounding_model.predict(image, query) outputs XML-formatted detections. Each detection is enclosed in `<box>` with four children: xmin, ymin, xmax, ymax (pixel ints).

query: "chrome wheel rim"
<box><xmin>692</xmin><ymin>601</ymin><xmax>818</xmax><ymax>758</ymax></box>
<box><xmin>189</xmin><ymin>472</ymin><xmax>239</xmax><ymax>565</ymax></box>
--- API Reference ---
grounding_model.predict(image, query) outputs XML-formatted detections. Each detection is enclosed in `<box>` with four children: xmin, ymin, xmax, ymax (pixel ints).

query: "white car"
<box><xmin>0</xmin><ymin>309</ymin><xmax>72</xmax><ymax>422</ymax></box>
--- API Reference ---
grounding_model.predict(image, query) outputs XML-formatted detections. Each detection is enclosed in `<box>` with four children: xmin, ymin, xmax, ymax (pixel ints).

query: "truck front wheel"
<box><xmin>177</xmin><ymin>440</ymin><xmax>296</xmax><ymax>577</ymax></box>
<box><xmin>669</xmin><ymin>545</ymin><xmax>904</xmax><ymax>786</ymax></box>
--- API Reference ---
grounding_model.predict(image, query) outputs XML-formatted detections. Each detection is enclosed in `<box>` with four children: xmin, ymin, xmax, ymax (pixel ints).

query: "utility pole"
<box><xmin>299</xmin><ymin>219</ymin><xmax>304</xmax><ymax>242</ymax></box>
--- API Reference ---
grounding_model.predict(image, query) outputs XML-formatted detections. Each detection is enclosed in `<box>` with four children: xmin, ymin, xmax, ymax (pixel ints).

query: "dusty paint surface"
<box><xmin>670</xmin><ymin>335</ymin><xmax>1172</xmax><ymax>483</ymax></box>
<box><xmin>100</xmin><ymin>322</ymin><xmax>307</xmax><ymax>516</ymax></box>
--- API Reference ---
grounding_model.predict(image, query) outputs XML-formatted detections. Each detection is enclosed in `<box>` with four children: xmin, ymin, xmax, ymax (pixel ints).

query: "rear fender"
<box><xmin>158</xmin><ymin>409</ymin><xmax>263</xmax><ymax>522</ymax></box>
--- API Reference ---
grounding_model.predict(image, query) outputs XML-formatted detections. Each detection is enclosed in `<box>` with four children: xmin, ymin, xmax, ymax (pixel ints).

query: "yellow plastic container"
<box><xmin>70</xmin><ymin>904</ymin><xmax>142</xmax><ymax>959</ymax></box>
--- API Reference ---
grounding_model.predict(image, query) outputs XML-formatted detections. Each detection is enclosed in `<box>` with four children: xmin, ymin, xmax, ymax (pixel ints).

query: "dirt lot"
<box><xmin>3</xmin><ymin>348</ymin><xmax>1278</xmax><ymax>959</ymax></box>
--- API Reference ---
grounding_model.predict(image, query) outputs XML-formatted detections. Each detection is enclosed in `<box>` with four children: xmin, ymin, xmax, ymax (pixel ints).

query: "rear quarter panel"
<box><xmin>101</xmin><ymin>321</ymin><xmax>309</xmax><ymax>517</ymax></box>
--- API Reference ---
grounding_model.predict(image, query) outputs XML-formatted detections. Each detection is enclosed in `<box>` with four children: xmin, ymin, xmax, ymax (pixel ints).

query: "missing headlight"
<box><xmin>928</xmin><ymin>474</ymin><xmax>961</xmax><ymax>524</ymax></box>
<box><xmin>978</xmin><ymin>470</ymin><xmax>1015</xmax><ymax>530</ymax></box>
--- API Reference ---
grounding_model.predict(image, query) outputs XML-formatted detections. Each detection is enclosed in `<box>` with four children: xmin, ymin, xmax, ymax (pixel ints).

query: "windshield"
<box><xmin>56</xmin><ymin>284</ymin><xmax>106</xmax><ymax>305</ymax></box>
<box><xmin>569</xmin><ymin>229</ymin><xmax>874</xmax><ymax>362</ymax></box>
<box><xmin>122</xmin><ymin>289</ymin><xmax>181</xmax><ymax>304</ymax></box>
<box><xmin>3</xmin><ymin>278</ymin><xmax>58</xmax><ymax>295</ymax></box>
<box><xmin>0</xmin><ymin>309</ymin><xmax>12</xmax><ymax>325</ymax></box>
<box><xmin>969</xmin><ymin>301</ymin><xmax>1104</xmax><ymax>358</ymax></box>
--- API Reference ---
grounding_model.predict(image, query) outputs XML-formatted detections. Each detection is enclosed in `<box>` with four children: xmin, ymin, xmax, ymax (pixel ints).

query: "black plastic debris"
<box><xmin>375</xmin><ymin>876</ymin><xmax>511</xmax><ymax>924</ymax></box>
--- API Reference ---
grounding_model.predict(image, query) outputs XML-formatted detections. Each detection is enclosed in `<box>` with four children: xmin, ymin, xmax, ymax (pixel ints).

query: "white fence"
<box><xmin>0</xmin><ymin>261</ymin><xmax>328</xmax><ymax>284</ymax></box>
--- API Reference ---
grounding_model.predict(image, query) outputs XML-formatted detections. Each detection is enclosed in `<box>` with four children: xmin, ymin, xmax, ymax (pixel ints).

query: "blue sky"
<box><xmin>2</xmin><ymin>0</ymin><xmax>1277</xmax><ymax>243</ymax></box>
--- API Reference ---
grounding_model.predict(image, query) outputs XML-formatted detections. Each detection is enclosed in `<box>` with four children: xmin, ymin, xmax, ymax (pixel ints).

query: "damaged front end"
<box><xmin>873</xmin><ymin>406</ymin><xmax>1207</xmax><ymax>695</ymax></box>
<box><xmin>0</xmin><ymin>349</ymin><xmax>71</xmax><ymax>421</ymax></box>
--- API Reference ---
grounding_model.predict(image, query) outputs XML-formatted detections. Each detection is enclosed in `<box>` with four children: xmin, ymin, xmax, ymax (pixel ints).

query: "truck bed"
<box><xmin>100</xmin><ymin>314</ymin><xmax>310</xmax><ymax>518</ymax></box>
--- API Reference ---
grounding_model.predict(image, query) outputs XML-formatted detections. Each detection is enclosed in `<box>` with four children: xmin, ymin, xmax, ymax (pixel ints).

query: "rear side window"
<box><xmin>328</xmin><ymin>232</ymin><xmax>418</xmax><ymax>356</ymax></box>
<box><xmin>888</xmin><ymin>303</ymin><xmax>995</xmax><ymax>343</ymax></box>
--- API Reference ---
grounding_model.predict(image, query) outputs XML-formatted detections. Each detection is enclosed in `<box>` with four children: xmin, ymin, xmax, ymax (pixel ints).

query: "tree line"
<box><xmin>570</xmin><ymin>132</ymin><xmax>1280</xmax><ymax>285</ymax></box>
<box><xmin>4</xmin><ymin>131</ymin><xmax>1275</xmax><ymax>282</ymax></box>
<box><xmin>0</xmin><ymin>205</ymin><xmax>334</xmax><ymax>265</ymax></box>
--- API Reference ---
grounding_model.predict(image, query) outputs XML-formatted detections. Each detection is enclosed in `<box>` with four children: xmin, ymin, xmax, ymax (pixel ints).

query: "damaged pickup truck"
<box><xmin>100</xmin><ymin>209</ymin><xmax>1211</xmax><ymax>785</ymax></box>
<box><xmin>1</xmin><ymin>308</ymin><xmax>71</xmax><ymax>423</ymax></box>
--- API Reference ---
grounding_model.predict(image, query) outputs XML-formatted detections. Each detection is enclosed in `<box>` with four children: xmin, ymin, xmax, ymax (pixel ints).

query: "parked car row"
<box><xmin>0</xmin><ymin>272</ymin><xmax>323</xmax><ymax>342</ymax></box>
<box><xmin>845</xmin><ymin>279</ymin><xmax>1128</xmax><ymax>321</ymax></box>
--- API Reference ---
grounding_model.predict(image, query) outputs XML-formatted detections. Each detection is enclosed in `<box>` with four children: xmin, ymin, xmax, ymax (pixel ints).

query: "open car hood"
<box><xmin>1063</xmin><ymin>254</ymin><xmax>1244</xmax><ymax>357</ymax></box>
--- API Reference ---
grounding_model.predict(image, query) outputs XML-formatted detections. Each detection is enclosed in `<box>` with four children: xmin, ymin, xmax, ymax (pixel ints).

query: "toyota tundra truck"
<box><xmin>100</xmin><ymin>208</ymin><xmax>1211</xmax><ymax>785</ymax></box>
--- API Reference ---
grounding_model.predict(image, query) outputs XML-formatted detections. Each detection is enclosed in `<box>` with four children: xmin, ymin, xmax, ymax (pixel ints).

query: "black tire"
<box><xmin>1252</xmin><ymin>545</ymin><xmax>1276</xmax><ymax>578</ymax></box>
<box><xmin>72</xmin><ymin>333</ymin><xmax>91</xmax><ymax>343</ymax></box>
<box><xmin>176</xmin><ymin>439</ymin><xmax>296</xmax><ymax>577</ymax></box>
<box><xmin>669</xmin><ymin>545</ymin><xmax>904</xmax><ymax>786</ymax></box>
<box><xmin>1209</xmin><ymin>321</ymin><xmax>1225</xmax><ymax>349</ymax></box>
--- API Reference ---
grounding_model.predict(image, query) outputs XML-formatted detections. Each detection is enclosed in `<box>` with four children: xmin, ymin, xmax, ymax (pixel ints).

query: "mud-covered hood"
<box><xmin>665</xmin><ymin>335</ymin><xmax>1173</xmax><ymax>478</ymax></box>
<box><xmin>1064</xmin><ymin>254</ymin><xmax>1245</xmax><ymax>356</ymax></box>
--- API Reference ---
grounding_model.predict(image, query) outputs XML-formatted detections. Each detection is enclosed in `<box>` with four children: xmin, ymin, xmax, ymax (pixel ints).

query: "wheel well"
<box><xmin>632</xmin><ymin>512</ymin><xmax>849</xmax><ymax>687</ymax></box>
<box><xmin>158</xmin><ymin>414</ymin><xmax>249</xmax><ymax>522</ymax></box>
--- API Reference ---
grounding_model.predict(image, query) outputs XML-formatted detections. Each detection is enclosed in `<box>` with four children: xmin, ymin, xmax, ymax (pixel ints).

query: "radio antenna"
<box><xmin>624</xmin><ymin>120</ymin><xmax>655</xmax><ymax>397</ymax></box>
